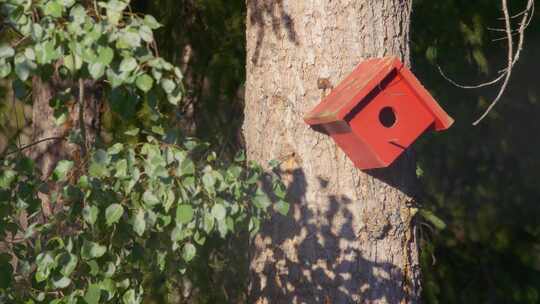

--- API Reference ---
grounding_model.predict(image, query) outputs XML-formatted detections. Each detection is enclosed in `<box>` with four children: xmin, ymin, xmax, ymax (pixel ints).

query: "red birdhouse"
<box><xmin>304</xmin><ymin>56</ymin><xmax>454</xmax><ymax>170</ymax></box>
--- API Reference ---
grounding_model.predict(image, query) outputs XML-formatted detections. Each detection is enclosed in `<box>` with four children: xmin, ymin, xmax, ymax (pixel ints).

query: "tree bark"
<box><xmin>244</xmin><ymin>1</ymin><xmax>421</xmax><ymax>303</ymax></box>
<box><xmin>28</xmin><ymin>75</ymin><xmax>101</xmax><ymax>217</ymax></box>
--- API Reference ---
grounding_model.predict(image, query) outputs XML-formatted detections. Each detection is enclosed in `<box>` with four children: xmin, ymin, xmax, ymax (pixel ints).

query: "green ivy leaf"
<box><xmin>106</xmin><ymin>0</ymin><xmax>129</xmax><ymax>11</ymax></box>
<box><xmin>108</xmin><ymin>143</ymin><xmax>124</xmax><ymax>155</ymax></box>
<box><xmin>53</xmin><ymin>160</ymin><xmax>74</xmax><ymax>182</ymax></box>
<box><xmin>211</xmin><ymin>204</ymin><xmax>226</xmax><ymax>221</ymax></box>
<box><xmin>81</xmin><ymin>240</ymin><xmax>107</xmax><ymax>260</ymax></box>
<box><xmin>36</xmin><ymin>292</ymin><xmax>46</xmax><ymax>302</ymax></box>
<box><xmin>101</xmin><ymin>0</ymin><xmax>128</xmax><ymax>25</ymax></box>
<box><xmin>0</xmin><ymin>170</ymin><xmax>16</xmax><ymax>190</ymax></box>
<box><xmin>44</xmin><ymin>1</ymin><xmax>64</xmax><ymax>18</ymax></box>
<box><xmin>419</xmin><ymin>209</ymin><xmax>447</xmax><ymax>230</ymax></box>
<box><xmin>176</xmin><ymin>205</ymin><xmax>194</xmax><ymax>225</ymax></box>
<box><xmin>117</xmin><ymin>31</ymin><xmax>141</xmax><ymax>49</ymax></box>
<box><xmin>173</xmin><ymin>67</ymin><xmax>183</xmax><ymax>79</ymax></box>
<box><xmin>132</xmin><ymin>209</ymin><xmax>146</xmax><ymax>236</ymax></box>
<box><xmin>69</xmin><ymin>4</ymin><xmax>87</xmax><ymax>23</ymax></box>
<box><xmin>54</xmin><ymin>110</ymin><xmax>68</xmax><ymax>126</ymax></box>
<box><xmin>58</xmin><ymin>253</ymin><xmax>78</xmax><ymax>277</ymax></box>
<box><xmin>83</xmin><ymin>48</ymin><xmax>98</xmax><ymax>63</ymax></box>
<box><xmin>124</xmin><ymin>128</ymin><xmax>140</xmax><ymax>136</ymax></box>
<box><xmin>253</xmin><ymin>193</ymin><xmax>271</xmax><ymax>210</ymax></box>
<box><xmin>182</xmin><ymin>243</ymin><xmax>196</xmax><ymax>262</ymax></box>
<box><xmin>83</xmin><ymin>205</ymin><xmax>99</xmax><ymax>226</ymax></box>
<box><xmin>142</xmin><ymin>190</ymin><xmax>160</xmax><ymax>206</ymax></box>
<box><xmin>167</xmin><ymin>88</ymin><xmax>183</xmax><ymax>105</ymax></box>
<box><xmin>105</xmin><ymin>204</ymin><xmax>124</xmax><ymax>226</ymax></box>
<box><xmin>87</xmin><ymin>260</ymin><xmax>100</xmax><ymax>276</ymax></box>
<box><xmin>103</xmin><ymin>262</ymin><xmax>116</xmax><ymax>278</ymax></box>
<box><xmin>35</xmin><ymin>40</ymin><xmax>61</xmax><ymax>64</ymax></box>
<box><xmin>97</xmin><ymin>46</ymin><xmax>114</xmax><ymax>65</ymax></box>
<box><xmin>139</xmin><ymin>25</ymin><xmax>153</xmax><ymax>43</ymax></box>
<box><xmin>31</xmin><ymin>23</ymin><xmax>44</xmax><ymax>40</ymax></box>
<box><xmin>84</xmin><ymin>283</ymin><xmax>101</xmax><ymax>304</ymax></box>
<box><xmin>143</xmin><ymin>15</ymin><xmax>162</xmax><ymax>29</ymax></box>
<box><xmin>119</xmin><ymin>57</ymin><xmax>137</xmax><ymax>73</ymax></box>
<box><xmin>52</xmin><ymin>276</ymin><xmax>71</xmax><ymax>289</ymax></box>
<box><xmin>202</xmin><ymin>171</ymin><xmax>216</xmax><ymax>193</ymax></box>
<box><xmin>0</xmin><ymin>60</ymin><xmax>11</xmax><ymax>78</ymax></box>
<box><xmin>163</xmin><ymin>188</ymin><xmax>175</xmax><ymax>212</ymax></box>
<box><xmin>88</xmin><ymin>149</ymin><xmax>110</xmax><ymax>178</ymax></box>
<box><xmin>24</xmin><ymin>48</ymin><xmax>35</xmax><ymax>61</ymax></box>
<box><xmin>35</xmin><ymin>252</ymin><xmax>56</xmax><ymax>282</ymax></box>
<box><xmin>122</xmin><ymin>289</ymin><xmax>140</xmax><ymax>304</ymax></box>
<box><xmin>194</xmin><ymin>231</ymin><xmax>206</xmax><ymax>246</ymax></box>
<box><xmin>64</xmin><ymin>53</ymin><xmax>83</xmax><ymax>73</ymax></box>
<box><xmin>217</xmin><ymin>218</ymin><xmax>228</xmax><ymax>237</ymax></box>
<box><xmin>0</xmin><ymin>45</ymin><xmax>14</xmax><ymax>59</ymax></box>
<box><xmin>203</xmin><ymin>211</ymin><xmax>214</xmax><ymax>233</ymax></box>
<box><xmin>89</xmin><ymin>62</ymin><xmax>105</xmax><ymax>79</ymax></box>
<box><xmin>135</xmin><ymin>74</ymin><xmax>154</xmax><ymax>92</ymax></box>
<box><xmin>249</xmin><ymin>218</ymin><xmax>261</xmax><ymax>236</ymax></box>
<box><xmin>179</xmin><ymin>158</ymin><xmax>195</xmax><ymax>176</ymax></box>
<box><xmin>171</xmin><ymin>225</ymin><xmax>183</xmax><ymax>243</ymax></box>
<box><xmin>14</xmin><ymin>55</ymin><xmax>33</xmax><ymax>81</ymax></box>
<box><xmin>115</xmin><ymin>159</ymin><xmax>128</xmax><ymax>178</ymax></box>
<box><xmin>275</xmin><ymin>200</ymin><xmax>290</xmax><ymax>216</ymax></box>
<box><xmin>160</xmin><ymin>78</ymin><xmax>175</xmax><ymax>94</ymax></box>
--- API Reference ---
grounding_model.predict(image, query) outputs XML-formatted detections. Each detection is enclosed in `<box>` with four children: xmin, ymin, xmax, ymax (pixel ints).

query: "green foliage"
<box><xmin>132</xmin><ymin>0</ymin><xmax>247</xmax><ymax>154</ymax></box>
<box><xmin>0</xmin><ymin>0</ymin><xmax>288</xmax><ymax>302</ymax></box>
<box><xmin>0</xmin><ymin>0</ymin><xmax>183</xmax><ymax>124</ymax></box>
<box><xmin>0</xmin><ymin>137</ymin><xmax>286</xmax><ymax>302</ymax></box>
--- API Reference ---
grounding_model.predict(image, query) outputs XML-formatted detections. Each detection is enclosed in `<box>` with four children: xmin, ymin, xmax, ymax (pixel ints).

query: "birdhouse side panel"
<box><xmin>322</xmin><ymin>122</ymin><xmax>384</xmax><ymax>169</ymax></box>
<box><xmin>399</xmin><ymin>67</ymin><xmax>454</xmax><ymax>131</ymax></box>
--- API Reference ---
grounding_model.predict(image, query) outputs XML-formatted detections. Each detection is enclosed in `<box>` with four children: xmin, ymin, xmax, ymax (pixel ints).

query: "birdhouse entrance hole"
<box><xmin>379</xmin><ymin>106</ymin><xmax>396</xmax><ymax>128</ymax></box>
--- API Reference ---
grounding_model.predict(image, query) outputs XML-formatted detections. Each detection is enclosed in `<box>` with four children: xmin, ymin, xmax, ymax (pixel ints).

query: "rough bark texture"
<box><xmin>244</xmin><ymin>1</ymin><xmax>421</xmax><ymax>303</ymax></box>
<box><xmin>28</xmin><ymin>75</ymin><xmax>101</xmax><ymax>216</ymax></box>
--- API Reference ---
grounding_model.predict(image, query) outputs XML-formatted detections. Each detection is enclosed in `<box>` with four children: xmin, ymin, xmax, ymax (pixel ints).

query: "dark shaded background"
<box><xmin>414</xmin><ymin>0</ymin><xmax>540</xmax><ymax>303</ymax></box>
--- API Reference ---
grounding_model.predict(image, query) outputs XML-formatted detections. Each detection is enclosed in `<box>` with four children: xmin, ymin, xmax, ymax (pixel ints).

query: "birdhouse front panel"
<box><xmin>303</xmin><ymin>56</ymin><xmax>454</xmax><ymax>170</ymax></box>
<box><xmin>347</xmin><ymin>72</ymin><xmax>435</xmax><ymax>166</ymax></box>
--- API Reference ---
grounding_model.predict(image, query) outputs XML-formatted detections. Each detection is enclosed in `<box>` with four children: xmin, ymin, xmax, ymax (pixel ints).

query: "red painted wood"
<box><xmin>304</xmin><ymin>57</ymin><xmax>399</xmax><ymax>125</ymax></box>
<box><xmin>304</xmin><ymin>56</ymin><xmax>454</xmax><ymax>169</ymax></box>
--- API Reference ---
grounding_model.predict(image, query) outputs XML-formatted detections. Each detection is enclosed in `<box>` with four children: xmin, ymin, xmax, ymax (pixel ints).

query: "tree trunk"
<box><xmin>244</xmin><ymin>1</ymin><xmax>421</xmax><ymax>303</ymax></box>
<box><xmin>28</xmin><ymin>75</ymin><xmax>101</xmax><ymax>217</ymax></box>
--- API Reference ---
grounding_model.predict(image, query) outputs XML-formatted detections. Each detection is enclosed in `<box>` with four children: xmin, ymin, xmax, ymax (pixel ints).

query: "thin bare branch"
<box><xmin>473</xmin><ymin>0</ymin><xmax>534</xmax><ymax>125</ymax></box>
<box><xmin>1</xmin><ymin>137</ymin><xmax>66</xmax><ymax>158</ymax></box>
<box><xmin>78</xmin><ymin>78</ymin><xmax>87</xmax><ymax>157</ymax></box>
<box><xmin>11</xmin><ymin>87</ymin><xmax>21</xmax><ymax>148</ymax></box>
<box><xmin>487</xmin><ymin>27</ymin><xmax>518</xmax><ymax>32</ymax></box>
<box><xmin>438</xmin><ymin>66</ymin><xmax>506</xmax><ymax>89</ymax></box>
<box><xmin>439</xmin><ymin>0</ymin><xmax>534</xmax><ymax>125</ymax></box>
<box><xmin>492</xmin><ymin>32</ymin><xmax>521</xmax><ymax>41</ymax></box>
<box><xmin>472</xmin><ymin>0</ymin><xmax>514</xmax><ymax>125</ymax></box>
<box><xmin>511</xmin><ymin>0</ymin><xmax>534</xmax><ymax>65</ymax></box>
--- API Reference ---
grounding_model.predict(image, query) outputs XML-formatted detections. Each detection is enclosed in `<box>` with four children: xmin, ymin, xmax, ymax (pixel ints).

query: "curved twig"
<box><xmin>1</xmin><ymin>136</ymin><xmax>66</xmax><ymax>158</ymax></box>
<box><xmin>472</xmin><ymin>0</ymin><xmax>534</xmax><ymax>125</ymax></box>
<box><xmin>472</xmin><ymin>0</ymin><xmax>514</xmax><ymax>126</ymax></box>
<box><xmin>438</xmin><ymin>66</ymin><xmax>506</xmax><ymax>89</ymax></box>
<box><xmin>438</xmin><ymin>0</ymin><xmax>534</xmax><ymax>125</ymax></box>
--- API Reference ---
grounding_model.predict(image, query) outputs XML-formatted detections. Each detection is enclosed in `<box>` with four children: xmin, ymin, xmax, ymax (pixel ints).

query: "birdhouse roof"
<box><xmin>304</xmin><ymin>56</ymin><xmax>454</xmax><ymax>131</ymax></box>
